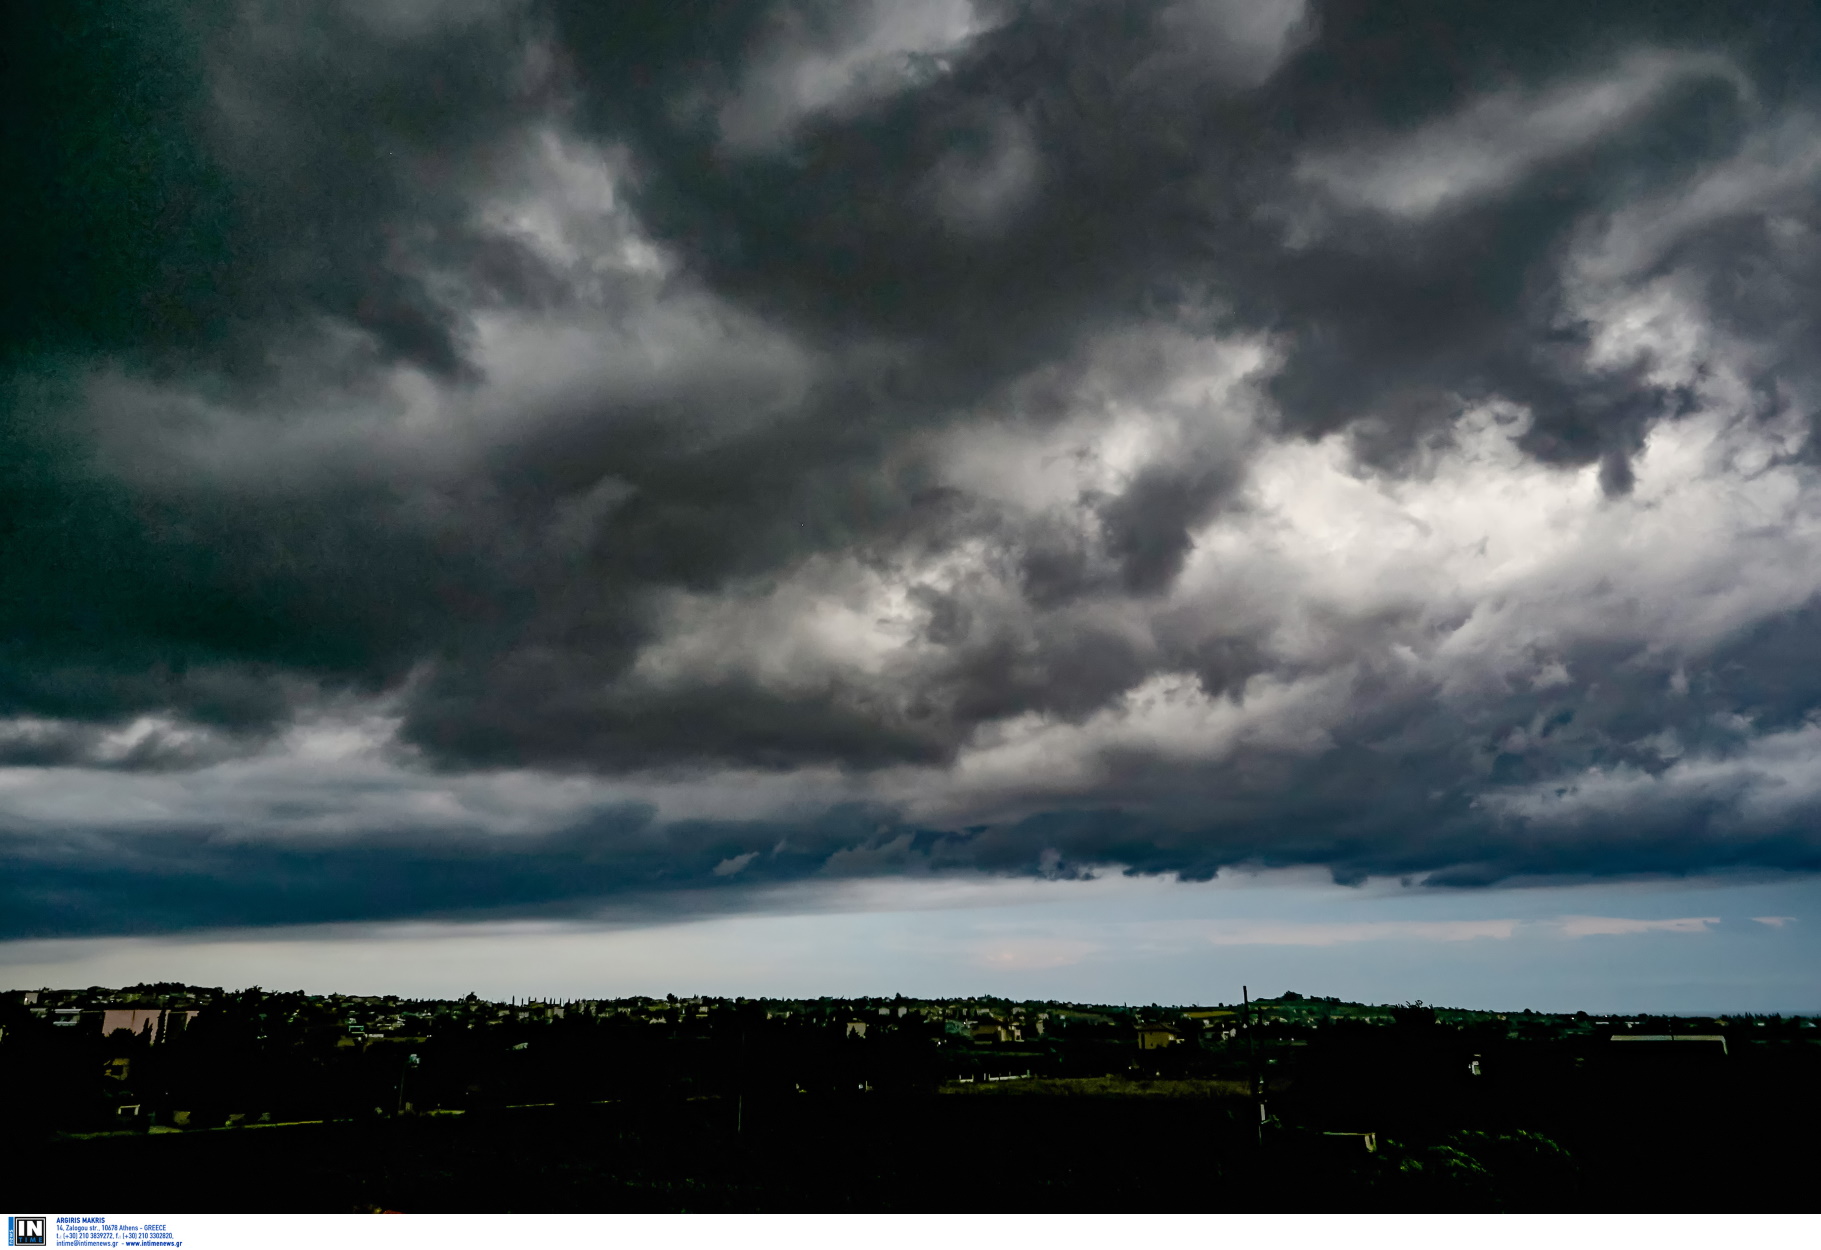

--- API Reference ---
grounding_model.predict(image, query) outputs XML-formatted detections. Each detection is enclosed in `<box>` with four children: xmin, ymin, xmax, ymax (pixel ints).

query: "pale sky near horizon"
<box><xmin>7</xmin><ymin>869</ymin><xmax>1816</xmax><ymax>1014</ymax></box>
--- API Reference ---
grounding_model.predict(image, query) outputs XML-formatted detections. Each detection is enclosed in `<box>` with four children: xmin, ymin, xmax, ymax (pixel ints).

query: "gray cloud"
<box><xmin>6</xmin><ymin>0</ymin><xmax>1821</xmax><ymax>936</ymax></box>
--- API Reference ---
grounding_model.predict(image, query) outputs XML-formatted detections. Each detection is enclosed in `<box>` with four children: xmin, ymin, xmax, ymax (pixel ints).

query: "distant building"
<box><xmin>1136</xmin><ymin>1024</ymin><xmax>1182</xmax><ymax>1050</ymax></box>
<box><xmin>101</xmin><ymin>1007</ymin><xmax>198</xmax><ymax>1044</ymax></box>
<box><xmin>971</xmin><ymin>1019</ymin><xmax>1020</xmax><ymax>1044</ymax></box>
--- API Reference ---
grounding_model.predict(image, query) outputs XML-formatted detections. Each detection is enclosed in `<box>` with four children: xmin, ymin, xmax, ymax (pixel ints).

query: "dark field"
<box><xmin>16</xmin><ymin>1066</ymin><xmax>1818</xmax><ymax>1213</ymax></box>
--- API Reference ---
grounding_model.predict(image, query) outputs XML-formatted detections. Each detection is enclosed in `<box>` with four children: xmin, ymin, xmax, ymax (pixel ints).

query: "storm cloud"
<box><xmin>7</xmin><ymin>0</ymin><xmax>1821</xmax><ymax>937</ymax></box>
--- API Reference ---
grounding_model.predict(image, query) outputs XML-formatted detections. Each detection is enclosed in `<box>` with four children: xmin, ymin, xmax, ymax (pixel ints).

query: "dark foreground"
<box><xmin>16</xmin><ymin>1075</ymin><xmax>1817</xmax><ymax>1213</ymax></box>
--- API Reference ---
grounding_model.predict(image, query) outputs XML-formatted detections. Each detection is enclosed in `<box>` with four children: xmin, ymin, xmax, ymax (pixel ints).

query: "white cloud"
<box><xmin>1487</xmin><ymin>719</ymin><xmax>1821</xmax><ymax>833</ymax></box>
<box><xmin>1555</xmin><ymin>915</ymin><xmax>1718</xmax><ymax>937</ymax></box>
<box><xmin>881</xmin><ymin>320</ymin><xmax>1821</xmax><ymax>821</ymax></box>
<box><xmin>1200</xmin><ymin>918</ymin><xmax>1521</xmax><ymax>946</ymax></box>
<box><xmin>712</xmin><ymin>851</ymin><xmax>760</xmax><ymax>877</ymax></box>
<box><xmin>475</xmin><ymin>128</ymin><xmax>673</xmax><ymax>283</ymax></box>
<box><xmin>1295</xmin><ymin>50</ymin><xmax>1743</xmax><ymax>220</ymax></box>
<box><xmin>716</xmin><ymin>0</ymin><xmax>991</xmax><ymax>152</ymax></box>
<box><xmin>1570</xmin><ymin>118</ymin><xmax>1821</xmax><ymax>289</ymax></box>
<box><xmin>1186</xmin><ymin>915</ymin><xmax>1719</xmax><ymax>945</ymax></box>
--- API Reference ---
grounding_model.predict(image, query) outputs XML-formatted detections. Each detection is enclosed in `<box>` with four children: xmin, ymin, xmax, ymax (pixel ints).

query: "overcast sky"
<box><xmin>5</xmin><ymin>0</ymin><xmax>1821</xmax><ymax>1009</ymax></box>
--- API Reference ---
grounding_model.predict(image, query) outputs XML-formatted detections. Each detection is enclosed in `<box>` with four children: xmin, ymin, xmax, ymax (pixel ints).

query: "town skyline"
<box><xmin>12</xmin><ymin>975</ymin><xmax>1813</xmax><ymax>1211</ymax></box>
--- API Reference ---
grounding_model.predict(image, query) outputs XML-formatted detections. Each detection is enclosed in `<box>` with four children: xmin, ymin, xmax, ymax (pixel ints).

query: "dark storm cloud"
<box><xmin>1</xmin><ymin>0</ymin><xmax>554</xmax><ymax>734</ymax></box>
<box><xmin>0</xmin><ymin>802</ymin><xmax>865</xmax><ymax>939</ymax></box>
<box><xmin>7</xmin><ymin>0</ymin><xmax>1821</xmax><ymax>936</ymax></box>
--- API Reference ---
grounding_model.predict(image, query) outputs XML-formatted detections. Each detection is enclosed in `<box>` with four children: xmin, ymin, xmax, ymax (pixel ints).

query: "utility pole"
<box><xmin>1244</xmin><ymin>985</ymin><xmax>1263</xmax><ymax>1145</ymax></box>
<box><xmin>396</xmin><ymin>1052</ymin><xmax>419</xmax><ymax>1116</ymax></box>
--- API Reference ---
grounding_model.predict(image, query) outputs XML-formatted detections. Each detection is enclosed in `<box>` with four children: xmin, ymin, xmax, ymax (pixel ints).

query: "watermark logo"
<box><xmin>7</xmin><ymin>1217</ymin><xmax>46</xmax><ymax>1247</ymax></box>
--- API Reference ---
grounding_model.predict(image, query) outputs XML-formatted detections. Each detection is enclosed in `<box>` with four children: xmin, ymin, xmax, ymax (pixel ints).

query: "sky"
<box><xmin>4</xmin><ymin>0</ymin><xmax>1821</xmax><ymax>1011</ymax></box>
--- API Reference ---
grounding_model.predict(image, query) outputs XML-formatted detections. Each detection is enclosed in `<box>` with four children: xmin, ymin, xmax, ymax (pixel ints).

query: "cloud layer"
<box><xmin>6</xmin><ymin>0</ymin><xmax>1821</xmax><ymax>936</ymax></box>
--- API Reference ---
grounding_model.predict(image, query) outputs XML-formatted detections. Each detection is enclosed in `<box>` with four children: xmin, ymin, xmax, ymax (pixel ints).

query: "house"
<box><xmin>971</xmin><ymin>1019</ymin><xmax>1020</xmax><ymax>1044</ymax></box>
<box><xmin>1136</xmin><ymin>1024</ymin><xmax>1182</xmax><ymax>1050</ymax></box>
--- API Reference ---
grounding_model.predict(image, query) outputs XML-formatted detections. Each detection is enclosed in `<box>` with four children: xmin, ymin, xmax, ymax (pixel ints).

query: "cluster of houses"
<box><xmin>4</xmin><ymin>984</ymin><xmax>1236</xmax><ymax>1052</ymax></box>
<box><xmin>6</xmin><ymin>985</ymin><xmax>1809</xmax><ymax>1058</ymax></box>
<box><xmin>7</xmin><ymin>984</ymin><xmax>1814</xmax><ymax>1137</ymax></box>
<box><xmin>11</xmin><ymin>986</ymin><xmax>207</xmax><ymax>1045</ymax></box>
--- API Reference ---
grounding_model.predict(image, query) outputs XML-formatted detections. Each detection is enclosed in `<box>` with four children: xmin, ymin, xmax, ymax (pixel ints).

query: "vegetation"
<box><xmin>5</xmin><ymin>985</ymin><xmax>1815</xmax><ymax>1211</ymax></box>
